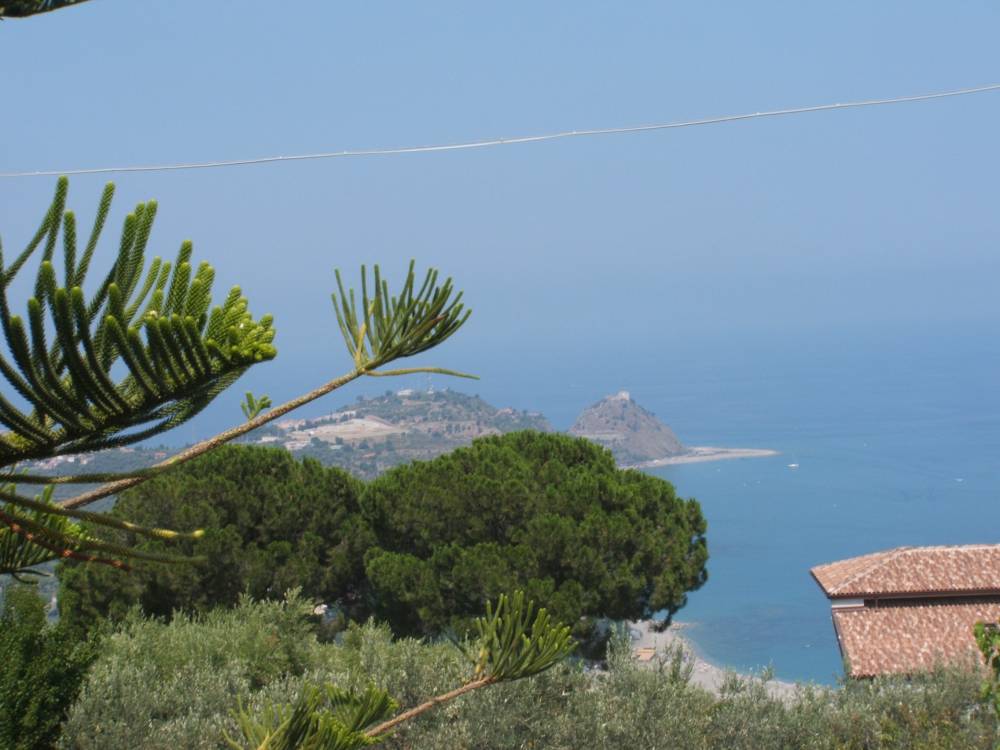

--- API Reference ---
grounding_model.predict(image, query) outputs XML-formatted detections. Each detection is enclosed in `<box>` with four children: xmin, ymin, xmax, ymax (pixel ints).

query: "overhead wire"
<box><xmin>1</xmin><ymin>82</ymin><xmax>998</xmax><ymax>179</ymax></box>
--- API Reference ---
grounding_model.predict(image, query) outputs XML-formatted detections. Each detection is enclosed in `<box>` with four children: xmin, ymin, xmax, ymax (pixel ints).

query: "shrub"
<box><xmin>0</xmin><ymin>585</ymin><xmax>98</xmax><ymax>750</ymax></box>
<box><xmin>59</xmin><ymin>595</ymin><xmax>476</xmax><ymax>750</ymax></box>
<box><xmin>58</xmin><ymin>595</ymin><xmax>998</xmax><ymax>750</ymax></box>
<box><xmin>59</xmin><ymin>593</ymin><xmax>319</xmax><ymax>750</ymax></box>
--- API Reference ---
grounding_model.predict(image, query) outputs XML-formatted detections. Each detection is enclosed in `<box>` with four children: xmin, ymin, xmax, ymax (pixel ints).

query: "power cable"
<box><xmin>2</xmin><ymin>82</ymin><xmax>998</xmax><ymax>179</ymax></box>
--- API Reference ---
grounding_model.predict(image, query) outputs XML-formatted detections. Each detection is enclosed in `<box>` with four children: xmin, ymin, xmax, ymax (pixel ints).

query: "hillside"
<box><xmin>251</xmin><ymin>389</ymin><xmax>552</xmax><ymax>479</ymax></box>
<box><xmin>568</xmin><ymin>390</ymin><xmax>686</xmax><ymax>465</ymax></box>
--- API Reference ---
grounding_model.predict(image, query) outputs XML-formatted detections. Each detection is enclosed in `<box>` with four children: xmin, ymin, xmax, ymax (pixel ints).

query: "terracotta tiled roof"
<box><xmin>833</xmin><ymin>602</ymin><xmax>1000</xmax><ymax>677</ymax></box>
<box><xmin>811</xmin><ymin>545</ymin><xmax>1000</xmax><ymax>598</ymax></box>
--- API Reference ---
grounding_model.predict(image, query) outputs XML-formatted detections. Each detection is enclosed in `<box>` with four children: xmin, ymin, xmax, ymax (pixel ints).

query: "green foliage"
<box><xmin>398</xmin><ymin>645</ymin><xmax>995</xmax><ymax>749</ymax></box>
<box><xmin>974</xmin><ymin>621</ymin><xmax>1000</xmax><ymax>721</ymax></box>
<box><xmin>0</xmin><ymin>585</ymin><xmax>98</xmax><ymax>750</ymax></box>
<box><xmin>0</xmin><ymin>0</ymin><xmax>91</xmax><ymax>18</ymax></box>
<box><xmin>1</xmin><ymin>485</ymin><xmax>86</xmax><ymax>579</ymax></box>
<box><xmin>240</xmin><ymin>392</ymin><xmax>272</xmax><ymax>421</ymax></box>
<box><xmin>0</xmin><ymin>180</ymin><xmax>473</xmax><ymax>577</ymax></box>
<box><xmin>0</xmin><ymin>177</ymin><xmax>274</xmax><ymax>571</ymax></box>
<box><xmin>361</xmin><ymin>431</ymin><xmax>708</xmax><ymax>642</ymax></box>
<box><xmin>60</xmin><ymin>594</ymin><xmax>320</xmax><ymax>750</ymax></box>
<box><xmin>225</xmin><ymin>684</ymin><xmax>397</xmax><ymax>750</ymax></box>
<box><xmin>464</xmin><ymin>591</ymin><xmax>574</xmax><ymax>682</ymax></box>
<box><xmin>58</xmin><ymin>435</ymin><xmax>705</xmax><ymax>649</ymax></box>
<box><xmin>59</xmin><ymin>595</ymin><xmax>998</xmax><ymax>750</ymax></box>
<box><xmin>332</xmin><ymin>262</ymin><xmax>471</xmax><ymax>378</ymax></box>
<box><xmin>57</xmin><ymin>445</ymin><xmax>371</xmax><ymax>631</ymax></box>
<box><xmin>64</xmin><ymin>592</ymin><xmax>573</xmax><ymax>750</ymax></box>
<box><xmin>2</xmin><ymin>182</ymin><xmax>483</xmax><ymax>748</ymax></box>
<box><xmin>0</xmin><ymin>177</ymin><xmax>275</xmax><ymax>465</ymax></box>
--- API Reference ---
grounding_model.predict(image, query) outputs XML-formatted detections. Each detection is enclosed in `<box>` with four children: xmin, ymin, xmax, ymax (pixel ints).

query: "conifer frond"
<box><xmin>240</xmin><ymin>592</ymin><xmax>576</xmax><ymax>746</ymax></box>
<box><xmin>1</xmin><ymin>184</ymin><xmax>475</xmax><ymax>575</ymax></box>
<box><xmin>226</xmin><ymin>684</ymin><xmax>397</xmax><ymax>750</ymax></box>
<box><xmin>0</xmin><ymin>482</ymin><xmax>203</xmax><ymax>574</ymax></box>
<box><xmin>0</xmin><ymin>486</ymin><xmax>203</xmax><ymax>541</ymax></box>
<box><xmin>0</xmin><ymin>1</ymin><xmax>92</xmax><ymax>18</ymax></box>
<box><xmin>0</xmin><ymin>177</ymin><xmax>271</xmax><ymax>574</ymax></box>
<box><xmin>466</xmin><ymin>591</ymin><xmax>575</xmax><ymax>682</ymax></box>
<box><xmin>0</xmin><ymin>485</ymin><xmax>86</xmax><ymax>576</ymax></box>
<box><xmin>332</xmin><ymin>261</ymin><xmax>473</xmax><ymax>378</ymax></box>
<box><xmin>0</xmin><ymin>177</ymin><xmax>275</xmax><ymax>467</ymax></box>
<box><xmin>227</xmin><ymin>593</ymin><xmax>573</xmax><ymax>748</ymax></box>
<box><xmin>240</xmin><ymin>391</ymin><xmax>272</xmax><ymax>421</ymax></box>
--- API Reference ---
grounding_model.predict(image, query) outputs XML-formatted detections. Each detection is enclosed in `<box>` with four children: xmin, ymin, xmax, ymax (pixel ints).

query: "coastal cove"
<box><xmin>630</xmin><ymin>618</ymin><xmax>799</xmax><ymax>699</ymax></box>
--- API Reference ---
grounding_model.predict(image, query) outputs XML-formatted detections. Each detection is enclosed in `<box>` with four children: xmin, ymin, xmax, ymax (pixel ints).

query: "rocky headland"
<box><xmin>568</xmin><ymin>390</ymin><xmax>776</xmax><ymax>467</ymax></box>
<box><xmin>568</xmin><ymin>390</ymin><xmax>686</xmax><ymax>465</ymax></box>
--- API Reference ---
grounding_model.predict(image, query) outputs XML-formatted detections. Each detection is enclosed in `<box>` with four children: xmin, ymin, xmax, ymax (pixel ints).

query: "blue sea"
<box><xmin>464</xmin><ymin>321</ymin><xmax>1000</xmax><ymax>684</ymax></box>
<box><xmin>630</xmin><ymin>324</ymin><xmax>1000</xmax><ymax>684</ymax></box>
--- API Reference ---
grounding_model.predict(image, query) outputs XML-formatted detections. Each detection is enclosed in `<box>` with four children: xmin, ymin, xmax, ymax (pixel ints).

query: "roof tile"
<box><xmin>811</xmin><ymin>545</ymin><xmax>1000</xmax><ymax>598</ymax></box>
<box><xmin>834</xmin><ymin>602</ymin><xmax>1000</xmax><ymax>677</ymax></box>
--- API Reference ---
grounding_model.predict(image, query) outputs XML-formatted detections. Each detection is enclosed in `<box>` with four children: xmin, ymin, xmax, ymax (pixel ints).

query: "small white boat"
<box><xmin>787</xmin><ymin>463</ymin><xmax>799</xmax><ymax>469</ymax></box>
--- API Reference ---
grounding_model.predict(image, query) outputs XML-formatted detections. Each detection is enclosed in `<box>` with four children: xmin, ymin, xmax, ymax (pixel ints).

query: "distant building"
<box><xmin>811</xmin><ymin>545</ymin><xmax>1000</xmax><ymax>677</ymax></box>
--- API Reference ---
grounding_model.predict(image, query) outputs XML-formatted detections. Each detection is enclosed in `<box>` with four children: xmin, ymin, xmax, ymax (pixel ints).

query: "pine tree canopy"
<box><xmin>57</xmin><ymin>437</ymin><xmax>708</xmax><ymax>646</ymax></box>
<box><xmin>360</xmin><ymin>431</ymin><xmax>708</xmax><ymax>646</ymax></box>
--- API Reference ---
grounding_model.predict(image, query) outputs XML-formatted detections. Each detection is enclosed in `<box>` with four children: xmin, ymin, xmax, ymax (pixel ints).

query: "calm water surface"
<box><xmin>632</xmin><ymin>326</ymin><xmax>1000</xmax><ymax>683</ymax></box>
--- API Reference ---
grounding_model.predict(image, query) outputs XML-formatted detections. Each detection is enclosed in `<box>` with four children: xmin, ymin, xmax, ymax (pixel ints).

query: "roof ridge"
<box><xmin>903</xmin><ymin>544</ymin><xmax>1000</xmax><ymax>552</ymax></box>
<box><xmin>828</xmin><ymin>546</ymin><xmax>911</xmax><ymax>595</ymax></box>
<box><xmin>838</xmin><ymin>599</ymin><xmax>1000</xmax><ymax>612</ymax></box>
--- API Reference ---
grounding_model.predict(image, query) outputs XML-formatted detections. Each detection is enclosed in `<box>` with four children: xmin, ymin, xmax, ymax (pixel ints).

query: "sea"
<box><xmin>471</xmin><ymin>320</ymin><xmax>1000</xmax><ymax>684</ymax></box>
<box><xmin>638</xmin><ymin>323</ymin><xmax>1000</xmax><ymax>684</ymax></box>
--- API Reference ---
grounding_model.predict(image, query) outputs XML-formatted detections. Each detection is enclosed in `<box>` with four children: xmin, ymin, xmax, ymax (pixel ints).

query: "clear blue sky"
<box><xmin>2</xmin><ymin>2</ymin><xmax>999</xmax><ymax>434</ymax></box>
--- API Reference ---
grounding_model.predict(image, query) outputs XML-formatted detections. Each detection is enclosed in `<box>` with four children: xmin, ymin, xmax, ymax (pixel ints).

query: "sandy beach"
<box><xmin>628</xmin><ymin>446</ymin><xmax>779</xmax><ymax>469</ymax></box>
<box><xmin>628</xmin><ymin>619</ymin><xmax>800</xmax><ymax>700</ymax></box>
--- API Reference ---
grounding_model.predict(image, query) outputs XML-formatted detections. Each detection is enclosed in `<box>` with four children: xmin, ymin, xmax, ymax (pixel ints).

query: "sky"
<box><xmin>2</xmin><ymin>1</ymin><xmax>999</xmax><ymax>436</ymax></box>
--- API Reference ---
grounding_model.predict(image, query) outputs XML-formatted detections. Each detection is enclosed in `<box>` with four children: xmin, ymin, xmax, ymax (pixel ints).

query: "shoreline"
<box><xmin>629</xmin><ymin>619</ymin><xmax>799</xmax><ymax>700</ymax></box>
<box><xmin>627</xmin><ymin>446</ymin><xmax>779</xmax><ymax>469</ymax></box>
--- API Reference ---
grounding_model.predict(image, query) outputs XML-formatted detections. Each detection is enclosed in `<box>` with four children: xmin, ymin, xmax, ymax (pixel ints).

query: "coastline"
<box><xmin>627</xmin><ymin>446</ymin><xmax>779</xmax><ymax>469</ymax></box>
<box><xmin>629</xmin><ymin>619</ymin><xmax>799</xmax><ymax>700</ymax></box>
